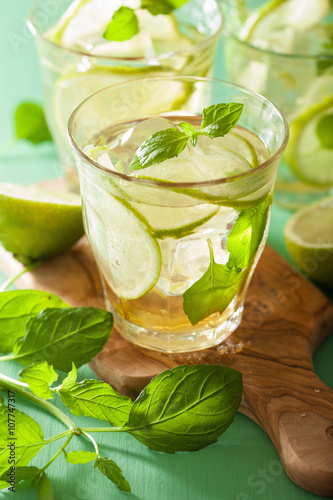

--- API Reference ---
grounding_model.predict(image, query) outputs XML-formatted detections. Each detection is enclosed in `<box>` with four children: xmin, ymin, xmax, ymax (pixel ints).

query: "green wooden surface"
<box><xmin>0</xmin><ymin>2</ymin><xmax>332</xmax><ymax>499</ymax></box>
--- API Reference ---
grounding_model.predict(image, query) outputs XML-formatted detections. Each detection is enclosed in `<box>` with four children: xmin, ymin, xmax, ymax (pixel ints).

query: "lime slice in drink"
<box><xmin>245</xmin><ymin>0</ymin><xmax>331</xmax><ymax>48</ymax></box>
<box><xmin>48</xmin><ymin>0</ymin><xmax>189</xmax><ymax>54</ymax></box>
<box><xmin>132</xmin><ymin>202</ymin><xmax>221</xmax><ymax>239</ymax></box>
<box><xmin>85</xmin><ymin>191</ymin><xmax>161</xmax><ymax>300</ymax></box>
<box><xmin>0</xmin><ymin>184</ymin><xmax>84</xmax><ymax>264</ymax></box>
<box><xmin>284</xmin><ymin>196</ymin><xmax>333</xmax><ymax>288</ymax></box>
<box><xmin>284</xmin><ymin>95</ymin><xmax>333</xmax><ymax>187</ymax></box>
<box><xmin>54</xmin><ymin>69</ymin><xmax>191</xmax><ymax>144</ymax></box>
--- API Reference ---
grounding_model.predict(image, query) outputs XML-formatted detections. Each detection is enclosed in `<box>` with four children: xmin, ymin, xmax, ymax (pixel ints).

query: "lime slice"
<box><xmin>284</xmin><ymin>95</ymin><xmax>333</xmax><ymax>187</ymax></box>
<box><xmin>54</xmin><ymin>69</ymin><xmax>191</xmax><ymax>144</ymax></box>
<box><xmin>0</xmin><ymin>184</ymin><xmax>84</xmax><ymax>264</ymax></box>
<box><xmin>48</xmin><ymin>0</ymin><xmax>135</xmax><ymax>46</ymax></box>
<box><xmin>284</xmin><ymin>196</ymin><xmax>333</xmax><ymax>288</ymax></box>
<box><xmin>84</xmin><ymin>190</ymin><xmax>161</xmax><ymax>300</ymax></box>
<box><xmin>245</xmin><ymin>0</ymin><xmax>331</xmax><ymax>48</ymax></box>
<box><xmin>134</xmin><ymin>150</ymin><xmax>251</xmax><ymax>183</ymax></box>
<box><xmin>132</xmin><ymin>202</ymin><xmax>220</xmax><ymax>239</ymax></box>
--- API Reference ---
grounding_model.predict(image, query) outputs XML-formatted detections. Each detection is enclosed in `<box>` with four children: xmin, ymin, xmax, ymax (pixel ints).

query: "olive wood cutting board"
<box><xmin>0</xmin><ymin>233</ymin><xmax>333</xmax><ymax>497</ymax></box>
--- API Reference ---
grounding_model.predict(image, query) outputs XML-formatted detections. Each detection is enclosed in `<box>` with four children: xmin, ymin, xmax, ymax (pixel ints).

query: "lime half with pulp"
<box><xmin>0</xmin><ymin>184</ymin><xmax>84</xmax><ymax>264</ymax></box>
<box><xmin>284</xmin><ymin>196</ymin><xmax>333</xmax><ymax>288</ymax></box>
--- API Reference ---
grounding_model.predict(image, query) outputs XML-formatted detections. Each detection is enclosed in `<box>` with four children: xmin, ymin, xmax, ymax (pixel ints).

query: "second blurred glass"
<box><xmin>28</xmin><ymin>0</ymin><xmax>222</xmax><ymax>190</ymax></box>
<box><xmin>221</xmin><ymin>0</ymin><xmax>333</xmax><ymax>209</ymax></box>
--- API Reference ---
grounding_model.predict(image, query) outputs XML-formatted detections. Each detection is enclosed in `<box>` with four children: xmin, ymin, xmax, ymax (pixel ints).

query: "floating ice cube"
<box><xmin>108</xmin><ymin>117</ymin><xmax>182</xmax><ymax>172</ymax></box>
<box><xmin>50</xmin><ymin>0</ymin><xmax>140</xmax><ymax>47</ymax></box>
<box><xmin>156</xmin><ymin>208</ymin><xmax>239</xmax><ymax>296</ymax></box>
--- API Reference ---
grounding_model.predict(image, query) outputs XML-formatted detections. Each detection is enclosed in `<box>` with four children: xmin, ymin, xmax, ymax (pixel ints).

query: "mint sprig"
<box><xmin>130</xmin><ymin>102</ymin><xmax>244</xmax><ymax>170</ymax></box>
<box><xmin>103</xmin><ymin>0</ymin><xmax>190</xmax><ymax>42</ymax></box>
<box><xmin>0</xmin><ymin>288</ymin><xmax>243</xmax><ymax>494</ymax></box>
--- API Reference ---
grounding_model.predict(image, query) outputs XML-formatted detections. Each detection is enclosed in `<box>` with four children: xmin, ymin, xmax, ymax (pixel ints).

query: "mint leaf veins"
<box><xmin>130</xmin><ymin>102</ymin><xmax>244</xmax><ymax>170</ymax></box>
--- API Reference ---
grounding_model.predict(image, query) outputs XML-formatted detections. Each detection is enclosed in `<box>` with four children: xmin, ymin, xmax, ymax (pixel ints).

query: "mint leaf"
<box><xmin>183</xmin><ymin>240</ymin><xmax>243</xmax><ymax>325</ymax></box>
<box><xmin>0</xmin><ymin>405</ymin><xmax>45</xmax><ymax>479</ymax></box>
<box><xmin>130</xmin><ymin>128</ymin><xmax>189</xmax><ymax>170</ymax></box>
<box><xmin>57</xmin><ymin>379</ymin><xmax>133</xmax><ymax>427</ymax></box>
<box><xmin>103</xmin><ymin>7</ymin><xmax>139</xmax><ymax>42</ymax></box>
<box><xmin>9</xmin><ymin>307</ymin><xmax>112</xmax><ymax>371</ymax></box>
<box><xmin>61</xmin><ymin>362</ymin><xmax>77</xmax><ymax>390</ymax></box>
<box><xmin>15</xmin><ymin>102</ymin><xmax>52</xmax><ymax>145</ymax></box>
<box><xmin>19</xmin><ymin>362</ymin><xmax>58</xmax><ymax>400</ymax></box>
<box><xmin>64</xmin><ymin>450</ymin><xmax>97</xmax><ymax>465</ymax></box>
<box><xmin>141</xmin><ymin>0</ymin><xmax>189</xmax><ymax>15</ymax></box>
<box><xmin>201</xmin><ymin>103</ymin><xmax>244</xmax><ymax>139</ymax></box>
<box><xmin>130</xmin><ymin>102</ymin><xmax>244</xmax><ymax>169</ymax></box>
<box><xmin>0</xmin><ymin>466</ymin><xmax>40</xmax><ymax>484</ymax></box>
<box><xmin>227</xmin><ymin>200</ymin><xmax>270</xmax><ymax>269</ymax></box>
<box><xmin>37</xmin><ymin>472</ymin><xmax>54</xmax><ymax>500</ymax></box>
<box><xmin>0</xmin><ymin>290</ymin><xmax>69</xmax><ymax>354</ymax></box>
<box><xmin>123</xmin><ymin>364</ymin><xmax>242</xmax><ymax>453</ymax></box>
<box><xmin>95</xmin><ymin>457</ymin><xmax>131</xmax><ymax>492</ymax></box>
<box><xmin>316</xmin><ymin>113</ymin><xmax>333</xmax><ymax>149</ymax></box>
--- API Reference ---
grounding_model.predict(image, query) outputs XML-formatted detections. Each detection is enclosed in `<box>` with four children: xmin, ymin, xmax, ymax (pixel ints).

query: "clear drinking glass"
<box><xmin>221</xmin><ymin>0</ymin><xmax>333</xmax><ymax>209</ymax></box>
<box><xmin>27</xmin><ymin>0</ymin><xmax>222</xmax><ymax>189</ymax></box>
<box><xmin>68</xmin><ymin>76</ymin><xmax>288</xmax><ymax>353</ymax></box>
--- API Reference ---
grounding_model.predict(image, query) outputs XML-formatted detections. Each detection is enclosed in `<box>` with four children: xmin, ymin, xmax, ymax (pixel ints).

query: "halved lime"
<box><xmin>285</xmin><ymin>95</ymin><xmax>333</xmax><ymax>187</ymax></box>
<box><xmin>0</xmin><ymin>184</ymin><xmax>84</xmax><ymax>264</ymax></box>
<box><xmin>284</xmin><ymin>196</ymin><xmax>333</xmax><ymax>288</ymax></box>
<box><xmin>84</xmin><ymin>189</ymin><xmax>162</xmax><ymax>300</ymax></box>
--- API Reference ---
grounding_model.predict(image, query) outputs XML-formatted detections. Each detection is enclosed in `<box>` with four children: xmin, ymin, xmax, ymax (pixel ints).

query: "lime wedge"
<box><xmin>285</xmin><ymin>95</ymin><xmax>333</xmax><ymax>187</ymax></box>
<box><xmin>284</xmin><ymin>196</ymin><xmax>333</xmax><ymax>288</ymax></box>
<box><xmin>84</xmin><ymin>190</ymin><xmax>161</xmax><ymax>300</ymax></box>
<box><xmin>0</xmin><ymin>184</ymin><xmax>84</xmax><ymax>264</ymax></box>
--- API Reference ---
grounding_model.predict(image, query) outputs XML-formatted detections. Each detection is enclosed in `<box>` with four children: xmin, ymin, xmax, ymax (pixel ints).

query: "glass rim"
<box><xmin>68</xmin><ymin>75</ymin><xmax>289</xmax><ymax>189</ymax></box>
<box><xmin>223</xmin><ymin>29</ymin><xmax>333</xmax><ymax>62</ymax></box>
<box><xmin>27</xmin><ymin>0</ymin><xmax>223</xmax><ymax>63</ymax></box>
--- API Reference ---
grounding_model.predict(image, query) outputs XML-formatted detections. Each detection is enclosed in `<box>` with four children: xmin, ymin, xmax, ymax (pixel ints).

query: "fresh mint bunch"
<box><xmin>0</xmin><ymin>289</ymin><xmax>243</xmax><ymax>494</ymax></box>
<box><xmin>130</xmin><ymin>103</ymin><xmax>244</xmax><ymax>170</ymax></box>
<box><xmin>103</xmin><ymin>0</ymin><xmax>190</xmax><ymax>42</ymax></box>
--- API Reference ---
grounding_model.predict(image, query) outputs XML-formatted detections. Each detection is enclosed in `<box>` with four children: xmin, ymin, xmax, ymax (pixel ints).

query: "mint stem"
<box><xmin>81</xmin><ymin>430</ymin><xmax>100</xmax><ymax>457</ymax></box>
<box><xmin>0</xmin><ymin>260</ymin><xmax>42</xmax><ymax>292</ymax></box>
<box><xmin>39</xmin><ymin>432</ymin><xmax>74</xmax><ymax>474</ymax></box>
<box><xmin>0</xmin><ymin>372</ymin><xmax>80</xmax><ymax>433</ymax></box>
<box><xmin>80</xmin><ymin>427</ymin><xmax>124</xmax><ymax>433</ymax></box>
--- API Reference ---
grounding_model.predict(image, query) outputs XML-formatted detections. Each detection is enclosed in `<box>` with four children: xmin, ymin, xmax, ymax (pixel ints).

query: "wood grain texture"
<box><xmin>0</xmin><ymin>239</ymin><xmax>333</xmax><ymax>497</ymax></box>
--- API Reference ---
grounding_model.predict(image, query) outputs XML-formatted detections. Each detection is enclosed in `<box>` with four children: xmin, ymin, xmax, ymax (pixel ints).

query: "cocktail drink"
<box><xmin>221</xmin><ymin>0</ymin><xmax>333</xmax><ymax>209</ymax></box>
<box><xmin>68</xmin><ymin>77</ymin><xmax>288</xmax><ymax>352</ymax></box>
<box><xmin>28</xmin><ymin>0</ymin><xmax>222</xmax><ymax>188</ymax></box>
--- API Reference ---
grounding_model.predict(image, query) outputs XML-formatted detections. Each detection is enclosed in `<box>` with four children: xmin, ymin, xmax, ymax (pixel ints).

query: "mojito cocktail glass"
<box><xmin>221</xmin><ymin>0</ymin><xmax>333</xmax><ymax>209</ymax></box>
<box><xmin>68</xmin><ymin>76</ymin><xmax>288</xmax><ymax>352</ymax></box>
<box><xmin>28</xmin><ymin>0</ymin><xmax>222</xmax><ymax>189</ymax></box>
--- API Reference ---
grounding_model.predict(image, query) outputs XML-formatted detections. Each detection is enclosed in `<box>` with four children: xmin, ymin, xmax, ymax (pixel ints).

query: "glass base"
<box><xmin>112</xmin><ymin>306</ymin><xmax>244</xmax><ymax>353</ymax></box>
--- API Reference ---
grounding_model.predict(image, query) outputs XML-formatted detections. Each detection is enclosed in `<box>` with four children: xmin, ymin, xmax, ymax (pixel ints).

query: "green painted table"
<box><xmin>0</xmin><ymin>2</ymin><xmax>332</xmax><ymax>499</ymax></box>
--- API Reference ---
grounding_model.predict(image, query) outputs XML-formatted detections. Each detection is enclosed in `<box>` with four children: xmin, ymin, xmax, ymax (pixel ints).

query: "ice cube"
<box><xmin>156</xmin><ymin>208</ymin><xmax>239</xmax><ymax>296</ymax></box>
<box><xmin>109</xmin><ymin>117</ymin><xmax>182</xmax><ymax>172</ymax></box>
<box><xmin>51</xmin><ymin>0</ymin><xmax>140</xmax><ymax>48</ymax></box>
